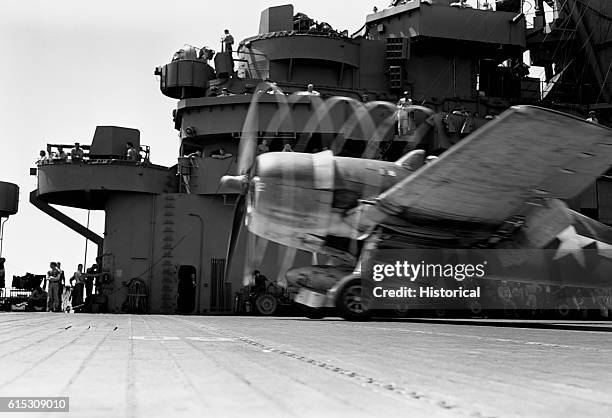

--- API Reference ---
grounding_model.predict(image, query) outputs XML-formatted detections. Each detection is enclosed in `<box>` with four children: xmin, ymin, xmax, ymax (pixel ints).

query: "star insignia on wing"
<box><xmin>554</xmin><ymin>226</ymin><xmax>594</xmax><ymax>267</ymax></box>
<box><xmin>553</xmin><ymin>225</ymin><xmax>612</xmax><ymax>267</ymax></box>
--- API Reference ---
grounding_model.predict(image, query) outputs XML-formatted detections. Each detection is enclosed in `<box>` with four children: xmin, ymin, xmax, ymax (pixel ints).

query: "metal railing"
<box><xmin>36</xmin><ymin>144</ymin><xmax>152</xmax><ymax>166</ymax></box>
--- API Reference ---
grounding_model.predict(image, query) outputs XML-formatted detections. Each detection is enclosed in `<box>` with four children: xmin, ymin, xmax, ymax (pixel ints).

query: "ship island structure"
<box><xmin>25</xmin><ymin>0</ymin><xmax>612</xmax><ymax>314</ymax></box>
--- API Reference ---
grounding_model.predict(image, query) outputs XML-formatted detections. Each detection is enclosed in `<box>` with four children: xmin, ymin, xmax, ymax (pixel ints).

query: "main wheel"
<box><xmin>255</xmin><ymin>294</ymin><xmax>277</xmax><ymax>316</ymax></box>
<box><xmin>336</xmin><ymin>280</ymin><xmax>371</xmax><ymax>321</ymax></box>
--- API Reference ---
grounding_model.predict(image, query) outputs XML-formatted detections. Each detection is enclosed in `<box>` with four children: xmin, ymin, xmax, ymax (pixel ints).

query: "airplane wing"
<box><xmin>356</xmin><ymin>106</ymin><xmax>612</xmax><ymax>235</ymax></box>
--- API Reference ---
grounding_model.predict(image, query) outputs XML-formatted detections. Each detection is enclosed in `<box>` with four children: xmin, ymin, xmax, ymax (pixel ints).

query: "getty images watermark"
<box><xmin>361</xmin><ymin>249</ymin><xmax>612</xmax><ymax>312</ymax></box>
<box><xmin>371</xmin><ymin>260</ymin><xmax>486</xmax><ymax>299</ymax></box>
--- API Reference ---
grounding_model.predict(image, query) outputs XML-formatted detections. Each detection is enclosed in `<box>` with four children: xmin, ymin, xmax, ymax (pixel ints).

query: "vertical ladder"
<box><xmin>160</xmin><ymin>195</ymin><xmax>177</xmax><ymax>312</ymax></box>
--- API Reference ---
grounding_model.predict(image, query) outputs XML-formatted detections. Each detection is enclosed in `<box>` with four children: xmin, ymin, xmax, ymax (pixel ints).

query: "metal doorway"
<box><xmin>177</xmin><ymin>265</ymin><xmax>196</xmax><ymax>313</ymax></box>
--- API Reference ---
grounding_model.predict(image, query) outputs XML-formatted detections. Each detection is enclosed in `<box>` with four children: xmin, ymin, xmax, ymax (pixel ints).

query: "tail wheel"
<box><xmin>255</xmin><ymin>294</ymin><xmax>277</xmax><ymax>316</ymax></box>
<box><xmin>336</xmin><ymin>280</ymin><xmax>371</xmax><ymax>321</ymax></box>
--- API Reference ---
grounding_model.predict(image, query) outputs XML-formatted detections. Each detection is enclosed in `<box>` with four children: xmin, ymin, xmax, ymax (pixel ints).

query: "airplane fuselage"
<box><xmin>246</xmin><ymin>151</ymin><xmax>413</xmax><ymax>258</ymax></box>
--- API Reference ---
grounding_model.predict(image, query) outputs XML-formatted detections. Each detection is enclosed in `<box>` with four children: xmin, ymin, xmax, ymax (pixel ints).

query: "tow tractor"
<box><xmin>234</xmin><ymin>279</ymin><xmax>298</xmax><ymax>316</ymax></box>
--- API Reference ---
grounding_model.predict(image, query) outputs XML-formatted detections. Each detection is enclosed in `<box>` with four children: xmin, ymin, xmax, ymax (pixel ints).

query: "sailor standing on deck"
<box><xmin>46</xmin><ymin>262</ymin><xmax>61</xmax><ymax>312</ymax></box>
<box><xmin>221</xmin><ymin>29</ymin><xmax>234</xmax><ymax>53</ymax></box>
<box><xmin>221</xmin><ymin>29</ymin><xmax>235</xmax><ymax>71</ymax></box>
<box><xmin>57</xmin><ymin>262</ymin><xmax>66</xmax><ymax>311</ymax></box>
<box><xmin>85</xmin><ymin>258</ymin><xmax>103</xmax><ymax>305</ymax></box>
<box><xmin>56</xmin><ymin>147</ymin><xmax>68</xmax><ymax>163</ymax></box>
<box><xmin>126</xmin><ymin>142</ymin><xmax>140</xmax><ymax>162</ymax></box>
<box><xmin>70</xmin><ymin>142</ymin><xmax>84</xmax><ymax>163</ymax></box>
<box><xmin>36</xmin><ymin>150</ymin><xmax>48</xmax><ymax>165</ymax></box>
<box><xmin>396</xmin><ymin>91</ymin><xmax>415</xmax><ymax>135</ymax></box>
<box><xmin>71</xmin><ymin>264</ymin><xmax>85</xmax><ymax>309</ymax></box>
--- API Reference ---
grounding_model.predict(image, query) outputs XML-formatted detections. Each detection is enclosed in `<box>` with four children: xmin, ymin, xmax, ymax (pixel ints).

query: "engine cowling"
<box><xmin>247</xmin><ymin>151</ymin><xmax>335</xmax><ymax>252</ymax></box>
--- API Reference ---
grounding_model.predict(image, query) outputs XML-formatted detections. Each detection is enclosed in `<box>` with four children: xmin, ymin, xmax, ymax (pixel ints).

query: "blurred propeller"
<box><xmin>223</xmin><ymin>133</ymin><xmax>259</xmax><ymax>280</ymax></box>
<box><xmin>220</xmin><ymin>133</ymin><xmax>258</xmax><ymax>193</ymax></box>
<box><xmin>225</xmin><ymin>194</ymin><xmax>246</xmax><ymax>279</ymax></box>
<box><xmin>242</xmin><ymin>230</ymin><xmax>270</xmax><ymax>286</ymax></box>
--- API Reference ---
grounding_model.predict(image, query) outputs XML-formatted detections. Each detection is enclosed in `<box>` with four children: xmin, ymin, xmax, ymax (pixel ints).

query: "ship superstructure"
<box><xmin>30</xmin><ymin>1</ymin><xmax>612</xmax><ymax>314</ymax></box>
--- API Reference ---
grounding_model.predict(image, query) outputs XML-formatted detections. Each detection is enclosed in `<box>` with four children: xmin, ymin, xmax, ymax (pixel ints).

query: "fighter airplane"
<box><xmin>222</xmin><ymin>105</ymin><xmax>612</xmax><ymax>320</ymax></box>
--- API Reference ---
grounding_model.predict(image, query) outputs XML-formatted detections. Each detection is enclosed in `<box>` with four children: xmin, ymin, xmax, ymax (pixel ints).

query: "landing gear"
<box><xmin>336</xmin><ymin>280</ymin><xmax>371</xmax><ymax>321</ymax></box>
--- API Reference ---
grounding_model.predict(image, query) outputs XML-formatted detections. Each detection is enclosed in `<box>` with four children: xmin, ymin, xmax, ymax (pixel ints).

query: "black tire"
<box><xmin>336</xmin><ymin>280</ymin><xmax>371</xmax><ymax>321</ymax></box>
<box><xmin>299</xmin><ymin>305</ymin><xmax>326</xmax><ymax>319</ymax></box>
<box><xmin>468</xmin><ymin>300</ymin><xmax>483</xmax><ymax>317</ymax></box>
<box><xmin>556</xmin><ymin>303</ymin><xmax>571</xmax><ymax>319</ymax></box>
<box><xmin>255</xmin><ymin>294</ymin><xmax>277</xmax><ymax>316</ymax></box>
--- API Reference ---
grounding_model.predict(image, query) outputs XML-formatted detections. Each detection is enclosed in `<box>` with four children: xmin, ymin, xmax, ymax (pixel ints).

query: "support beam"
<box><xmin>29</xmin><ymin>190</ymin><xmax>103</xmax><ymax>256</ymax></box>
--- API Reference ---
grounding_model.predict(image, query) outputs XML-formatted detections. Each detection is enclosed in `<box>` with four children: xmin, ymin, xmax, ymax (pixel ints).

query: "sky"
<box><xmin>0</xmin><ymin>0</ymin><xmax>547</xmax><ymax>285</ymax></box>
